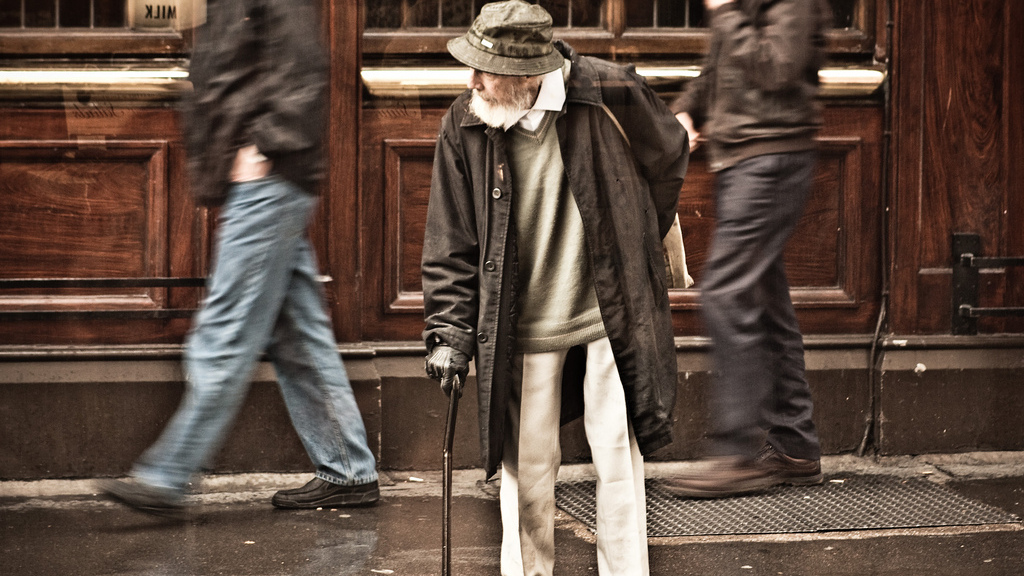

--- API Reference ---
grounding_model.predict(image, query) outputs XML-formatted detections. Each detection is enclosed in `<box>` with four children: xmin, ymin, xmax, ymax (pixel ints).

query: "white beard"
<box><xmin>469</xmin><ymin>90</ymin><xmax>529</xmax><ymax>130</ymax></box>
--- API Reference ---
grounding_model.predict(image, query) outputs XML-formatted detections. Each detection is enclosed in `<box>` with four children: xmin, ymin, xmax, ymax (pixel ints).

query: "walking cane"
<box><xmin>441</xmin><ymin>372</ymin><xmax>462</xmax><ymax>576</ymax></box>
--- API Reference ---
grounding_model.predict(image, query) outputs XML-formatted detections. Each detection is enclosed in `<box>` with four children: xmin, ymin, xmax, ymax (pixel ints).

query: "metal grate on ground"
<box><xmin>554</xmin><ymin>475</ymin><xmax>1021</xmax><ymax>537</ymax></box>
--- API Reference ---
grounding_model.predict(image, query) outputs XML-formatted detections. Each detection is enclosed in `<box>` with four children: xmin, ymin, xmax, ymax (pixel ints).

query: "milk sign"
<box><xmin>131</xmin><ymin>0</ymin><xmax>206</xmax><ymax>30</ymax></box>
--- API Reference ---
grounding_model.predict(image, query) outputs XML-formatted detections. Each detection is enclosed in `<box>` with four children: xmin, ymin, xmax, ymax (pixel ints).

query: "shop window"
<box><xmin>0</xmin><ymin>0</ymin><xmax>126</xmax><ymax>28</ymax></box>
<box><xmin>366</xmin><ymin>0</ymin><xmax>859</xmax><ymax>30</ymax></box>
<box><xmin>366</xmin><ymin>0</ymin><xmax>604</xmax><ymax>29</ymax></box>
<box><xmin>364</xmin><ymin>0</ymin><xmax>875</xmax><ymax>58</ymax></box>
<box><xmin>0</xmin><ymin>0</ymin><xmax>203</xmax><ymax>54</ymax></box>
<box><xmin>625</xmin><ymin>0</ymin><xmax>707</xmax><ymax>29</ymax></box>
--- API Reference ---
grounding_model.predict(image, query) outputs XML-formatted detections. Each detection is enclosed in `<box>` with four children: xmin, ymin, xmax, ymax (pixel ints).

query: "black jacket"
<box><xmin>182</xmin><ymin>0</ymin><xmax>327</xmax><ymax>205</ymax></box>
<box><xmin>422</xmin><ymin>42</ymin><xmax>689</xmax><ymax>478</ymax></box>
<box><xmin>671</xmin><ymin>0</ymin><xmax>831</xmax><ymax>171</ymax></box>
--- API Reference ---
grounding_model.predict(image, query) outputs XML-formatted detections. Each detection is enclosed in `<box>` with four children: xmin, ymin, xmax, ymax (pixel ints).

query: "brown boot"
<box><xmin>662</xmin><ymin>456</ymin><xmax>778</xmax><ymax>498</ymax></box>
<box><xmin>755</xmin><ymin>444</ymin><xmax>824</xmax><ymax>486</ymax></box>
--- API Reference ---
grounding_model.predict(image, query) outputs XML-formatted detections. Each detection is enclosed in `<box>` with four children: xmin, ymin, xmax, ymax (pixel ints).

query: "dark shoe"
<box><xmin>662</xmin><ymin>456</ymin><xmax>778</xmax><ymax>498</ymax></box>
<box><xmin>96</xmin><ymin>478</ymin><xmax>185</xmax><ymax>519</ymax></box>
<box><xmin>755</xmin><ymin>444</ymin><xmax>824</xmax><ymax>486</ymax></box>
<box><xmin>272</xmin><ymin>478</ymin><xmax>380</xmax><ymax>509</ymax></box>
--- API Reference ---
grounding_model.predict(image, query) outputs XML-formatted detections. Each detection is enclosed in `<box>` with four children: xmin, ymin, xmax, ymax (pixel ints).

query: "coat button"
<box><xmin>491</xmin><ymin>187</ymin><xmax>502</xmax><ymax>199</ymax></box>
<box><xmin>477</xmin><ymin>332</ymin><xmax>488</xmax><ymax>343</ymax></box>
<box><xmin>484</xmin><ymin>260</ymin><xmax>496</xmax><ymax>272</ymax></box>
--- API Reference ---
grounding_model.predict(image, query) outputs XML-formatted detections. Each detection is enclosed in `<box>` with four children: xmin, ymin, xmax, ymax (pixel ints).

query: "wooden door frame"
<box><xmin>325</xmin><ymin>0</ymin><xmax>363</xmax><ymax>342</ymax></box>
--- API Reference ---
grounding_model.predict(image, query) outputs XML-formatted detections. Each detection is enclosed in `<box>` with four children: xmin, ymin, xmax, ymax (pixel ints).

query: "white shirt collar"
<box><xmin>509</xmin><ymin>62</ymin><xmax>569</xmax><ymax>131</ymax></box>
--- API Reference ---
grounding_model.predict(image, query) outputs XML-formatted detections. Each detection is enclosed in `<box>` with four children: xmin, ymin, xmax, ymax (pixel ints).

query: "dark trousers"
<box><xmin>700</xmin><ymin>151</ymin><xmax>821</xmax><ymax>461</ymax></box>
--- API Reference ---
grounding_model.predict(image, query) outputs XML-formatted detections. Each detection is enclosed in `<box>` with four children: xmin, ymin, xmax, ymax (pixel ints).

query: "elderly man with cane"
<box><xmin>422</xmin><ymin>2</ymin><xmax>689</xmax><ymax>574</ymax></box>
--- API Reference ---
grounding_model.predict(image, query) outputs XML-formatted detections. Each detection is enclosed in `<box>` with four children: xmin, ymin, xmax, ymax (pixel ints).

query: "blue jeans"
<box><xmin>700</xmin><ymin>152</ymin><xmax>821</xmax><ymax>461</ymax></box>
<box><xmin>133</xmin><ymin>176</ymin><xmax>377</xmax><ymax>497</ymax></box>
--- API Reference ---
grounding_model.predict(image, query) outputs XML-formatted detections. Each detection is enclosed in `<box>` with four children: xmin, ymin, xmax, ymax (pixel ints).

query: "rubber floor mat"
<box><xmin>554</xmin><ymin>475</ymin><xmax>1021</xmax><ymax>537</ymax></box>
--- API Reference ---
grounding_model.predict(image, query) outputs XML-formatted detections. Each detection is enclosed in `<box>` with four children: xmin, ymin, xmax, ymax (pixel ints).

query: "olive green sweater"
<box><xmin>509</xmin><ymin>111</ymin><xmax>606</xmax><ymax>353</ymax></box>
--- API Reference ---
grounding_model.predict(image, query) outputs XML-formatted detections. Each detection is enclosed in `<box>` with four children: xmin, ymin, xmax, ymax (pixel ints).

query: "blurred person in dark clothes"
<box><xmin>663</xmin><ymin>0</ymin><xmax>832</xmax><ymax>499</ymax></box>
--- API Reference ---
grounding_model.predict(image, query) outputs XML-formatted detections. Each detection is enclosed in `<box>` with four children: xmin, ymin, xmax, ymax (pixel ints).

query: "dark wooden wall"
<box><xmin>2</xmin><ymin>0</ymin><xmax>1023</xmax><ymax>480</ymax></box>
<box><xmin>1</xmin><ymin>0</ymin><xmax>1020</xmax><ymax>345</ymax></box>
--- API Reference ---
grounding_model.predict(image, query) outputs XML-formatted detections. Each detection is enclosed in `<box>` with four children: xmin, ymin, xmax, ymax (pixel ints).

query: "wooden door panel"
<box><xmin>0</xmin><ymin>108</ymin><xmax>204</xmax><ymax>345</ymax></box>
<box><xmin>0</xmin><ymin>142</ymin><xmax>169</xmax><ymax>302</ymax></box>
<box><xmin>891</xmin><ymin>0</ymin><xmax>1024</xmax><ymax>334</ymax></box>
<box><xmin>361</xmin><ymin>108</ymin><xmax>447</xmax><ymax>341</ymax></box>
<box><xmin>671</xmin><ymin>107</ymin><xmax>882</xmax><ymax>334</ymax></box>
<box><xmin>382</xmin><ymin>139</ymin><xmax>433</xmax><ymax>314</ymax></box>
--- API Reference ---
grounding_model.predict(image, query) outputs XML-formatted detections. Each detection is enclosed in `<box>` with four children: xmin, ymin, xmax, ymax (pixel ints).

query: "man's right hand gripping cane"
<box><xmin>425</xmin><ymin>345</ymin><xmax>469</xmax><ymax>397</ymax></box>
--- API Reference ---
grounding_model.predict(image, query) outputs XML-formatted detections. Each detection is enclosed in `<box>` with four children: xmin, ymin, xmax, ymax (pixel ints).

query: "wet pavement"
<box><xmin>2</xmin><ymin>453</ymin><xmax>1023</xmax><ymax>576</ymax></box>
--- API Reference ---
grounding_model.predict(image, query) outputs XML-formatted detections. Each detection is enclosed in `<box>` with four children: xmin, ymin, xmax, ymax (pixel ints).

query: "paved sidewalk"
<box><xmin>2</xmin><ymin>453</ymin><xmax>1022</xmax><ymax>576</ymax></box>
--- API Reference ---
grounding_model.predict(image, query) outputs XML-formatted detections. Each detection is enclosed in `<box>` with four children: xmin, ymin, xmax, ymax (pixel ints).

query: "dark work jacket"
<box><xmin>670</xmin><ymin>0</ymin><xmax>831</xmax><ymax>172</ymax></box>
<box><xmin>181</xmin><ymin>0</ymin><xmax>326</xmax><ymax>205</ymax></box>
<box><xmin>422</xmin><ymin>42</ymin><xmax>690</xmax><ymax>479</ymax></box>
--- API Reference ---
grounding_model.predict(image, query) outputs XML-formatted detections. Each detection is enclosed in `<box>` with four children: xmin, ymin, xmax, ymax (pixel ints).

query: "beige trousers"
<box><xmin>500</xmin><ymin>337</ymin><xmax>649</xmax><ymax>576</ymax></box>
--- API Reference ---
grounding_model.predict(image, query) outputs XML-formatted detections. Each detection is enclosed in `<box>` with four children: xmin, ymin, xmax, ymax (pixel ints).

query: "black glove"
<box><xmin>424</xmin><ymin>345</ymin><xmax>469</xmax><ymax>397</ymax></box>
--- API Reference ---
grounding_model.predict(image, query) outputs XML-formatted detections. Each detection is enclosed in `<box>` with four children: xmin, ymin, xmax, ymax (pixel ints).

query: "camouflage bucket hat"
<box><xmin>447</xmin><ymin>0</ymin><xmax>564</xmax><ymax>77</ymax></box>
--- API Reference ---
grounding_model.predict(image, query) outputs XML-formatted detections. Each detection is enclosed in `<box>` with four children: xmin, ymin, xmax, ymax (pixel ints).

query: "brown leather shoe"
<box><xmin>755</xmin><ymin>444</ymin><xmax>824</xmax><ymax>486</ymax></box>
<box><xmin>661</xmin><ymin>456</ymin><xmax>778</xmax><ymax>498</ymax></box>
